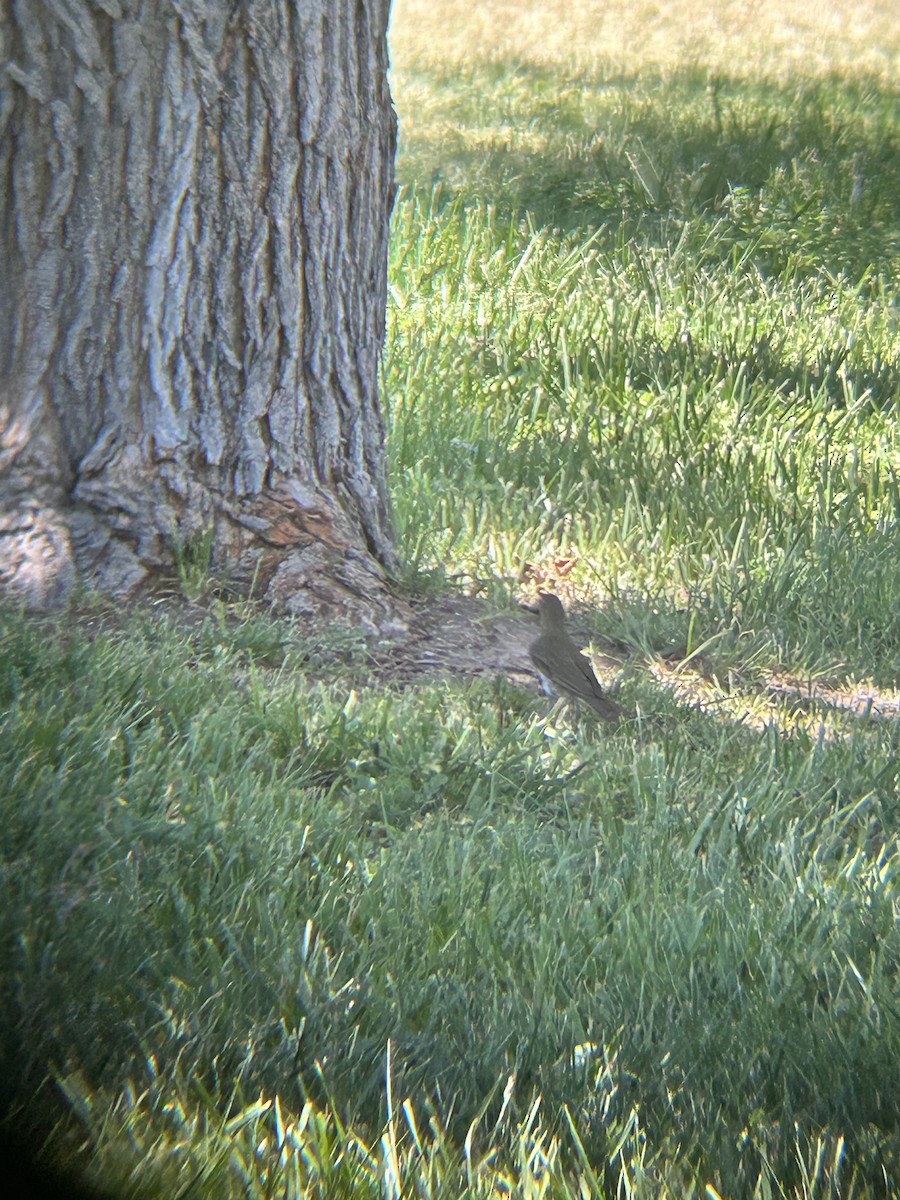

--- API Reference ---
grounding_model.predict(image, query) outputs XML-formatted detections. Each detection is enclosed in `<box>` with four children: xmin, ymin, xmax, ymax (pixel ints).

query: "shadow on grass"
<box><xmin>397</xmin><ymin>62</ymin><xmax>900</xmax><ymax>278</ymax></box>
<box><xmin>2</xmin><ymin>601</ymin><xmax>899</xmax><ymax>1194</ymax></box>
<box><xmin>616</xmin><ymin>328</ymin><xmax>900</xmax><ymax>415</ymax></box>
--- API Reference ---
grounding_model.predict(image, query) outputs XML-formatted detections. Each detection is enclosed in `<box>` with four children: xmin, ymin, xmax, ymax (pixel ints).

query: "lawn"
<box><xmin>2</xmin><ymin>2</ymin><xmax>899</xmax><ymax>1197</ymax></box>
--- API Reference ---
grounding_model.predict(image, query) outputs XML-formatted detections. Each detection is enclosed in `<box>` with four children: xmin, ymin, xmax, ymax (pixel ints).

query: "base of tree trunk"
<box><xmin>0</xmin><ymin>477</ymin><xmax>408</xmax><ymax>636</ymax></box>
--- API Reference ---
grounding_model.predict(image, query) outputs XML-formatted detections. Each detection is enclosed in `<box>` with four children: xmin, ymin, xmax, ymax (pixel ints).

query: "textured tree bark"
<box><xmin>0</xmin><ymin>0</ymin><xmax>400</xmax><ymax>627</ymax></box>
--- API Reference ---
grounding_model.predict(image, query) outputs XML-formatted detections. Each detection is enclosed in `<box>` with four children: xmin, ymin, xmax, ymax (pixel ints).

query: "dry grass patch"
<box><xmin>391</xmin><ymin>0</ymin><xmax>900</xmax><ymax>78</ymax></box>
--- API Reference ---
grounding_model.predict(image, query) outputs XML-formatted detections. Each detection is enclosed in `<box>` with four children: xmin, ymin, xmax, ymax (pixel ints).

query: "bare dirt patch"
<box><xmin>365</xmin><ymin>589</ymin><xmax>630</xmax><ymax>696</ymax></box>
<box><xmin>32</xmin><ymin>582</ymin><xmax>900</xmax><ymax>731</ymax></box>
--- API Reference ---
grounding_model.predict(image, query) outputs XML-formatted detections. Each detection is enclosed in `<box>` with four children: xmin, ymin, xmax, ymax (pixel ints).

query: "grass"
<box><xmin>385</xmin><ymin>3</ymin><xmax>900</xmax><ymax>685</ymax></box>
<box><xmin>3</xmin><ymin>607</ymin><xmax>899</xmax><ymax>1196</ymax></box>
<box><xmin>3</xmin><ymin>1</ymin><xmax>900</xmax><ymax>1196</ymax></box>
<box><xmin>386</xmin><ymin>191</ymin><xmax>900</xmax><ymax>681</ymax></box>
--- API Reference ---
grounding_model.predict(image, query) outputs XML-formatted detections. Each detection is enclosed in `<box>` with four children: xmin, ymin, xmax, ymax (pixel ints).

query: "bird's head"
<box><xmin>535</xmin><ymin>592</ymin><xmax>567</xmax><ymax>628</ymax></box>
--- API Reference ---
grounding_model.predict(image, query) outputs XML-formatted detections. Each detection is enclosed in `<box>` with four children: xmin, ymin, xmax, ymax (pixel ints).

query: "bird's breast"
<box><xmin>537</xmin><ymin>672</ymin><xmax>556</xmax><ymax>697</ymax></box>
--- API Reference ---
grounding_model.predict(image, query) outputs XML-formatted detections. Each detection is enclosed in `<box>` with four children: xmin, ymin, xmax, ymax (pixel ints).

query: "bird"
<box><xmin>528</xmin><ymin>593</ymin><xmax>622</xmax><ymax>721</ymax></box>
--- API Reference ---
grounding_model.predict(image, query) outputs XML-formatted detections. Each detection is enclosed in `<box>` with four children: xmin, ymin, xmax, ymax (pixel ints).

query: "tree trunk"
<box><xmin>0</xmin><ymin>0</ymin><xmax>401</xmax><ymax>628</ymax></box>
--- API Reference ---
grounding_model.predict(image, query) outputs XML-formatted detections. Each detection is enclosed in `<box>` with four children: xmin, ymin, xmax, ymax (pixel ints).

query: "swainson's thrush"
<box><xmin>529</xmin><ymin>593</ymin><xmax>621</xmax><ymax>721</ymax></box>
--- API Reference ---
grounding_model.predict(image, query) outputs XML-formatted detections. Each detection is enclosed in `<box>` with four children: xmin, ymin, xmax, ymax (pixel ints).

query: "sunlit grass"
<box><xmin>385</xmin><ymin>2</ymin><xmax>900</xmax><ymax>684</ymax></box>
<box><xmin>390</xmin><ymin>0</ymin><xmax>900</xmax><ymax>80</ymax></box>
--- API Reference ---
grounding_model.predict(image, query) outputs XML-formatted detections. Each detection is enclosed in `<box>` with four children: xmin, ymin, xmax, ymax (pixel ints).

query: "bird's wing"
<box><xmin>528</xmin><ymin>638</ymin><xmax>619</xmax><ymax>720</ymax></box>
<box><xmin>574</xmin><ymin>648</ymin><xmax>607</xmax><ymax>696</ymax></box>
<box><xmin>531</xmin><ymin>635</ymin><xmax>599</xmax><ymax>694</ymax></box>
<box><xmin>568</xmin><ymin>647</ymin><xmax>622</xmax><ymax>719</ymax></box>
<box><xmin>528</xmin><ymin>641</ymin><xmax>559</xmax><ymax>687</ymax></box>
